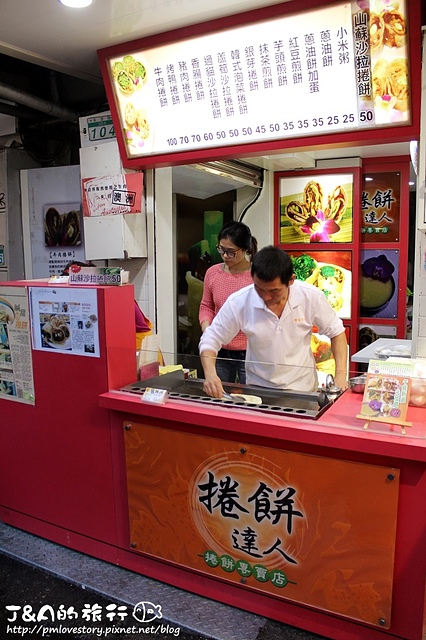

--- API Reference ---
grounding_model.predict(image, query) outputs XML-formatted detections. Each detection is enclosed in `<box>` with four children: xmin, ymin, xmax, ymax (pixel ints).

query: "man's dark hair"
<box><xmin>251</xmin><ymin>245</ymin><xmax>294</xmax><ymax>285</ymax></box>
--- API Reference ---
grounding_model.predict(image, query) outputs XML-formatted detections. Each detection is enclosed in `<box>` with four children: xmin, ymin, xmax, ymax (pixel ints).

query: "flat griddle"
<box><xmin>120</xmin><ymin>371</ymin><xmax>342</xmax><ymax>420</ymax></box>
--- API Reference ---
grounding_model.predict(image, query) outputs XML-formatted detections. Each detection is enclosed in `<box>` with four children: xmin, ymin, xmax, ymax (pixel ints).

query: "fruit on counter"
<box><xmin>360</xmin><ymin>254</ymin><xmax>395</xmax><ymax>315</ymax></box>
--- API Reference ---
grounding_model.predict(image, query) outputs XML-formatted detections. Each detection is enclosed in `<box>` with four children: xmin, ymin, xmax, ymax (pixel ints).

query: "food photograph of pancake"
<box><xmin>111</xmin><ymin>54</ymin><xmax>147</xmax><ymax>95</ymax></box>
<box><xmin>279</xmin><ymin>174</ymin><xmax>353</xmax><ymax>244</ymax></box>
<box><xmin>367</xmin><ymin>0</ymin><xmax>410</xmax><ymax>124</ymax></box>
<box><xmin>40</xmin><ymin>314</ymin><xmax>72</xmax><ymax>350</ymax></box>
<box><xmin>310</xmin><ymin>333</ymin><xmax>335</xmax><ymax>384</ymax></box>
<box><xmin>108</xmin><ymin>54</ymin><xmax>154</xmax><ymax>155</ymax></box>
<box><xmin>290</xmin><ymin>250</ymin><xmax>352</xmax><ymax>319</ymax></box>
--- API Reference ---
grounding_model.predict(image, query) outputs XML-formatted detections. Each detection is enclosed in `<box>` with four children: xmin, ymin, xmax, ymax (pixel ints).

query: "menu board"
<box><xmin>99</xmin><ymin>0</ymin><xmax>411</xmax><ymax>163</ymax></box>
<box><xmin>357</xmin><ymin>358</ymin><xmax>413</xmax><ymax>432</ymax></box>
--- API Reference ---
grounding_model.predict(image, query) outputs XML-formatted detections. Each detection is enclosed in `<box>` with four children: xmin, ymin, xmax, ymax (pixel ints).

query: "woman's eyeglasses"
<box><xmin>216</xmin><ymin>245</ymin><xmax>242</xmax><ymax>258</ymax></box>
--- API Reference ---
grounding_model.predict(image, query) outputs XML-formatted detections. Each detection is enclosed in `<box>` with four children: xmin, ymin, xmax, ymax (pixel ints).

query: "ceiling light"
<box><xmin>191</xmin><ymin>160</ymin><xmax>264</xmax><ymax>188</ymax></box>
<box><xmin>59</xmin><ymin>0</ymin><xmax>92</xmax><ymax>7</ymax></box>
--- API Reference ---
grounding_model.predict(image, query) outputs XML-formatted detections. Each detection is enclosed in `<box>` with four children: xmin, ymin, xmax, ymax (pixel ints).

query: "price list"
<box><xmin>105</xmin><ymin>0</ymin><xmax>410</xmax><ymax>160</ymax></box>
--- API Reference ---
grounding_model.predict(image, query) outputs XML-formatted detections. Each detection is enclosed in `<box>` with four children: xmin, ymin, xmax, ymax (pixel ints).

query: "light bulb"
<box><xmin>59</xmin><ymin>0</ymin><xmax>93</xmax><ymax>7</ymax></box>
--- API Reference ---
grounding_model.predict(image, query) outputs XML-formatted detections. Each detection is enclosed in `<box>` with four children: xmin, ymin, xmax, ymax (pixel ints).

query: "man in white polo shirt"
<box><xmin>199</xmin><ymin>245</ymin><xmax>348</xmax><ymax>397</ymax></box>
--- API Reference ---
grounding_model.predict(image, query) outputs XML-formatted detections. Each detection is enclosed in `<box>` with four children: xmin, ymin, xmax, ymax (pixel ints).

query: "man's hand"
<box><xmin>200</xmin><ymin>349</ymin><xmax>225</xmax><ymax>398</ymax></box>
<box><xmin>334</xmin><ymin>371</ymin><xmax>348</xmax><ymax>391</ymax></box>
<box><xmin>203</xmin><ymin>373</ymin><xmax>225</xmax><ymax>398</ymax></box>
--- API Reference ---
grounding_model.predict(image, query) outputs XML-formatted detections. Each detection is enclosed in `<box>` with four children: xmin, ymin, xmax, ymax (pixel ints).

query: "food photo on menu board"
<box><xmin>369</xmin><ymin>0</ymin><xmax>409</xmax><ymax>124</ymax></box>
<box><xmin>279</xmin><ymin>174</ymin><xmax>353</xmax><ymax>245</ymax></box>
<box><xmin>289</xmin><ymin>250</ymin><xmax>352</xmax><ymax>320</ymax></box>
<box><xmin>109</xmin><ymin>54</ymin><xmax>152</xmax><ymax>155</ymax></box>
<box><xmin>360</xmin><ymin>249</ymin><xmax>399</xmax><ymax>319</ymax></box>
<box><xmin>359</xmin><ymin>372</ymin><xmax>410</xmax><ymax>423</ymax></box>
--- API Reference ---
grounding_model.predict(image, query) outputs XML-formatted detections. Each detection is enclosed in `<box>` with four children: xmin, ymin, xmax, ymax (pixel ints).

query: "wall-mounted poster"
<box><xmin>361</xmin><ymin>172</ymin><xmax>401</xmax><ymax>241</ymax></box>
<box><xmin>24</xmin><ymin>166</ymin><xmax>86</xmax><ymax>278</ymax></box>
<box><xmin>0</xmin><ymin>287</ymin><xmax>35</xmax><ymax>404</ymax></box>
<box><xmin>279</xmin><ymin>174</ymin><xmax>353</xmax><ymax>245</ymax></box>
<box><xmin>289</xmin><ymin>250</ymin><xmax>352</xmax><ymax>319</ymax></box>
<box><xmin>30</xmin><ymin>287</ymin><xmax>100</xmax><ymax>358</ymax></box>
<box><xmin>360</xmin><ymin>249</ymin><xmax>399</xmax><ymax>319</ymax></box>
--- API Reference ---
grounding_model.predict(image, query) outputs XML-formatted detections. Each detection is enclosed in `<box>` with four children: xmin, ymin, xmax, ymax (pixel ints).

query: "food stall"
<box><xmin>2</xmin><ymin>277</ymin><xmax>426</xmax><ymax>640</ymax></box>
<box><xmin>1</xmin><ymin>0</ymin><xmax>425</xmax><ymax>639</ymax></box>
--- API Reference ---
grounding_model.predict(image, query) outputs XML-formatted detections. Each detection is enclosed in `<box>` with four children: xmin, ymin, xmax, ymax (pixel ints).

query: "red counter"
<box><xmin>96</xmin><ymin>389</ymin><xmax>426</xmax><ymax>640</ymax></box>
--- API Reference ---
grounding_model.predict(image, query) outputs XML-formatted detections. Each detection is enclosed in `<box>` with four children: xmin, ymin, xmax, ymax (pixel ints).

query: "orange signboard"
<box><xmin>124</xmin><ymin>423</ymin><xmax>399</xmax><ymax>627</ymax></box>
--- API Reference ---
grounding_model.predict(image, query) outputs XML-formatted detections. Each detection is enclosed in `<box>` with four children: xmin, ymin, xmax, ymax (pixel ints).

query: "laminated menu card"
<box><xmin>357</xmin><ymin>359</ymin><xmax>412</xmax><ymax>433</ymax></box>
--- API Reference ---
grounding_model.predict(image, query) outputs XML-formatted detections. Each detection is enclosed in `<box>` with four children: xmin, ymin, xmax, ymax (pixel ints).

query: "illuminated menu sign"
<box><xmin>100</xmin><ymin>0</ymin><xmax>411</xmax><ymax>162</ymax></box>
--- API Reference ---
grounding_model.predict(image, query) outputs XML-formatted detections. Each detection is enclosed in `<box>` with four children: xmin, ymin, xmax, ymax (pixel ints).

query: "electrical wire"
<box><xmin>238</xmin><ymin>168</ymin><xmax>265</xmax><ymax>222</ymax></box>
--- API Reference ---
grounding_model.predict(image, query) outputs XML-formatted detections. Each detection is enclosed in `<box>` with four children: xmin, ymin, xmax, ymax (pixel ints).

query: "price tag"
<box><xmin>141</xmin><ymin>387</ymin><xmax>168</xmax><ymax>405</ymax></box>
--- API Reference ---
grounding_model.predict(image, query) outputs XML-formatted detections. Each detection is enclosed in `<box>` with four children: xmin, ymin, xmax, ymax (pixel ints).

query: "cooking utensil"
<box><xmin>222</xmin><ymin>392</ymin><xmax>263</xmax><ymax>405</ymax></box>
<box><xmin>349</xmin><ymin>375</ymin><xmax>366</xmax><ymax>393</ymax></box>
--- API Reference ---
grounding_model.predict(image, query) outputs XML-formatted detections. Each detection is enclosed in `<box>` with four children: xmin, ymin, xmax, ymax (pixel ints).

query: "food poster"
<box><xmin>360</xmin><ymin>249</ymin><xmax>399</xmax><ymax>318</ymax></box>
<box><xmin>290</xmin><ymin>250</ymin><xmax>352</xmax><ymax>319</ymax></box>
<box><xmin>125</xmin><ymin>422</ymin><xmax>399</xmax><ymax>626</ymax></box>
<box><xmin>279</xmin><ymin>174</ymin><xmax>353</xmax><ymax>245</ymax></box>
<box><xmin>360</xmin><ymin>363</ymin><xmax>411</xmax><ymax>423</ymax></box>
<box><xmin>82</xmin><ymin>173</ymin><xmax>143</xmax><ymax>217</ymax></box>
<box><xmin>102</xmin><ymin>0</ymin><xmax>411</xmax><ymax>163</ymax></box>
<box><xmin>361</xmin><ymin>172</ymin><xmax>401</xmax><ymax>242</ymax></box>
<box><xmin>367</xmin><ymin>357</ymin><xmax>426</xmax><ymax>408</ymax></box>
<box><xmin>311</xmin><ymin>333</ymin><xmax>336</xmax><ymax>386</ymax></box>
<box><xmin>30</xmin><ymin>287</ymin><xmax>100</xmax><ymax>357</ymax></box>
<box><xmin>0</xmin><ymin>287</ymin><xmax>35</xmax><ymax>404</ymax></box>
<box><xmin>369</xmin><ymin>0</ymin><xmax>410</xmax><ymax>125</ymax></box>
<box><xmin>25</xmin><ymin>166</ymin><xmax>86</xmax><ymax>278</ymax></box>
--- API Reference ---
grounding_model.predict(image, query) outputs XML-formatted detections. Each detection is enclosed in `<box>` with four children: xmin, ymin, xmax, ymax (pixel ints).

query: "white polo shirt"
<box><xmin>199</xmin><ymin>279</ymin><xmax>344</xmax><ymax>392</ymax></box>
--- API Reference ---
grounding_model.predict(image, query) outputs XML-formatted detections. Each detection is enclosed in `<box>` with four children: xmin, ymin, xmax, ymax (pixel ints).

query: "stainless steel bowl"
<box><xmin>349</xmin><ymin>375</ymin><xmax>366</xmax><ymax>394</ymax></box>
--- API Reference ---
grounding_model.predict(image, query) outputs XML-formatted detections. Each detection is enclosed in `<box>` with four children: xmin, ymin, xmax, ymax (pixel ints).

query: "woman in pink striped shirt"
<box><xmin>199</xmin><ymin>221</ymin><xmax>257</xmax><ymax>384</ymax></box>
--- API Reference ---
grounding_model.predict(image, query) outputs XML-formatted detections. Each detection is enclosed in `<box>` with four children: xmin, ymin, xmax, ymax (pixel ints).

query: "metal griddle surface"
<box><xmin>120</xmin><ymin>371</ymin><xmax>338</xmax><ymax>420</ymax></box>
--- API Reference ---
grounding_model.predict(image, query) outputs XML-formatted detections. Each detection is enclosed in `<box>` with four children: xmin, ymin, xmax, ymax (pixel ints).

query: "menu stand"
<box><xmin>356</xmin><ymin>413</ymin><xmax>412</xmax><ymax>435</ymax></box>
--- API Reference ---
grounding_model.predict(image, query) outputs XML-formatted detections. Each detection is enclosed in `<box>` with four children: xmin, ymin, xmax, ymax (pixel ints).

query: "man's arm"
<box><xmin>200</xmin><ymin>349</ymin><xmax>225</xmax><ymax>398</ymax></box>
<box><xmin>330</xmin><ymin>332</ymin><xmax>348</xmax><ymax>390</ymax></box>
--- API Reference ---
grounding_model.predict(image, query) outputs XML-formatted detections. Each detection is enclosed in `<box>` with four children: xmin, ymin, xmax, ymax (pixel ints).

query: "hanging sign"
<box><xmin>99</xmin><ymin>0</ymin><xmax>412</xmax><ymax>165</ymax></box>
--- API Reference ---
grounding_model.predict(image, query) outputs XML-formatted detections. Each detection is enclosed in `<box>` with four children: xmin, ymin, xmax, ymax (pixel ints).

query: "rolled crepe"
<box><xmin>369</xmin><ymin>13</ymin><xmax>385</xmax><ymax>55</ymax></box>
<box><xmin>387</xmin><ymin>58</ymin><xmax>409</xmax><ymax>111</ymax></box>
<box><xmin>383</xmin><ymin>10</ymin><xmax>406</xmax><ymax>48</ymax></box>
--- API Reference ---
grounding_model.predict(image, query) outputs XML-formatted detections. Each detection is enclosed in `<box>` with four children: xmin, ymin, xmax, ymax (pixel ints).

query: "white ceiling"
<box><xmin>0</xmin><ymin>0</ymin><xmax>417</xmax><ymax>184</ymax></box>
